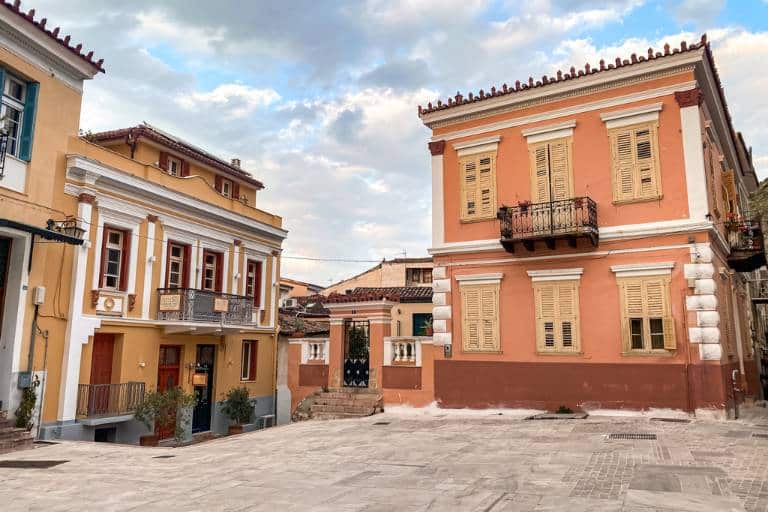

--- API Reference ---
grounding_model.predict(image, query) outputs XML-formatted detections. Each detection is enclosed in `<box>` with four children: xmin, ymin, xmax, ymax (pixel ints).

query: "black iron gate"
<box><xmin>343</xmin><ymin>320</ymin><xmax>369</xmax><ymax>387</ymax></box>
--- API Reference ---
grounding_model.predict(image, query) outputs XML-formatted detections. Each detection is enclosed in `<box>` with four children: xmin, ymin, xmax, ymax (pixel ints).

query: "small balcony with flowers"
<box><xmin>156</xmin><ymin>288</ymin><xmax>261</xmax><ymax>334</ymax></box>
<box><xmin>725</xmin><ymin>213</ymin><xmax>766</xmax><ymax>273</ymax></box>
<box><xmin>497</xmin><ymin>197</ymin><xmax>599</xmax><ymax>253</ymax></box>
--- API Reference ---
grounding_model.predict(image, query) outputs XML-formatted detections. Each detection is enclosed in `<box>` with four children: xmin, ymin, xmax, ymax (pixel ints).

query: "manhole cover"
<box><xmin>152</xmin><ymin>455</ymin><xmax>176</xmax><ymax>459</ymax></box>
<box><xmin>650</xmin><ymin>417</ymin><xmax>690</xmax><ymax>423</ymax></box>
<box><xmin>608</xmin><ymin>433</ymin><xmax>657</xmax><ymax>440</ymax></box>
<box><xmin>0</xmin><ymin>460</ymin><xmax>68</xmax><ymax>468</ymax></box>
<box><xmin>373</xmin><ymin>422</ymin><xmax>390</xmax><ymax>426</ymax></box>
<box><xmin>752</xmin><ymin>433</ymin><xmax>768</xmax><ymax>439</ymax></box>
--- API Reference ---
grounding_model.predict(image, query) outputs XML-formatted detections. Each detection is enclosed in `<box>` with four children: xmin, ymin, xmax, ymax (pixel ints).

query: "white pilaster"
<box><xmin>680</xmin><ymin>105</ymin><xmax>709</xmax><ymax>221</ymax></box>
<box><xmin>431</xmin><ymin>153</ymin><xmax>444</xmax><ymax>247</ymax></box>
<box><xmin>141</xmin><ymin>220</ymin><xmax>156</xmax><ymax>319</ymax></box>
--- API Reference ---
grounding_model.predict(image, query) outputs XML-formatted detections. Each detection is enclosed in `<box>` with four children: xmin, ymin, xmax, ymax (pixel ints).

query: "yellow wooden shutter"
<box><xmin>611</xmin><ymin>129</ymin><xmax>635</xmax><ymax>201</ymax></box>
<box><xmin>530</xmin><ymin>144</ymin><xmax>549</xmax><ymax>203</ymax></box>
<box><xmin>480</xmin><ymin>286</ymin><xmax>499</xmax><ymax>351</ymax></box>
<box><xmin>460</xmin><ymin>152</ymin><xmax>496</xmax><ymax>221</ymax></box>
<box><xmin>460</xmin><ymin>156</ymin><xmax>477</xmax><ymax>220</ymax></box>
<box><xmin>634</xmin><ymin>126</ymin><xmax>658</xmax><ymax>198</ymax></box>
<box><xmin>462</xmin><ymin>286</ymin><xmax>481</xmax><ymax>351</ymax></box>
<box><xmin>477</xmin><ymin>154</ymin><xmax>495</xmax><ymax>218</ymax></box>
<box><xmin>619</xmin><ymin>279</ymin><xmax>643</xmax><ymax>351</ymax></box>
<box><xmin>557</xmin><ymin>282</ymin><xmax>578</xmax><ymax>351</ymax></box>
<box><xmin>548</xmin><ymin>139</ymin><xmax>571</xmax><ymax>201</ymax></box>
<box><xmin>618</xmin><ymin>276</ymin><xmax>674</xmax><ymax>351</ymax></box>
<box><xmin>535</xmin><ymin>284</ymin><xmax>556</xmax><ymax>351</ymax></box>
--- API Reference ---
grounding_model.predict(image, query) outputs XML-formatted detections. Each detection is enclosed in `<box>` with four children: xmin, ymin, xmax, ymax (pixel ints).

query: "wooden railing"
<box><xmin>76</xmin><ymin>382</ymin><xmax>145</xmax><ymax>418</ymax></box>
<box><xmin>157</xmin><ymin>288</ymin><xmax>254</xmax><ymax>324</ymax></box>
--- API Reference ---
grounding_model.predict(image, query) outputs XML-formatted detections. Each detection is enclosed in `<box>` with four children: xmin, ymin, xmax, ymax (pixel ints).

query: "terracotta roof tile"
<box><xmin>3</xmin><ymin>1</ymin><xmax>104</xmax><ymax>73</ymax></box>
<box><xmin>418</xmin><ymin>35</ymin><xmax>709</xmax><ymax>116</ymax></box>
<box><xmin>353</xmin><ymin>286</ymin><xmax>433</xmax><ymax>303</ymax></box>
<box><xmin>86</xmin><ymin>123</ymin><xmax>264</xmax><ymax>189</ymax></box>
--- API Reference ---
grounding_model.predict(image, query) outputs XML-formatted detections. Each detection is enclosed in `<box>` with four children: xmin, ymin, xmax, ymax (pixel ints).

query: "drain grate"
<box><xmin>608</xmin><ymin>433</ymin><xmax>657</xmax><ymax>440</ymax></box>
<box><xmin>152</xmin><ymin>455</ymin><xmax>176</xmax><ymax>459</ymax></box>
<box><xmin>373</xmin><ymin>422</ymin><xmax>390</xmax><ymax>426</ymax></box>
<box><xmin>752</xmin><ymin>433</ymin><xmax>768</xmax><ymax>439</ymax></box>
<box><xmin>0</xmin><ymin>460</ymin><xmax>68</xmax><ymax>469</ymax></box>
<box><xmin>650</xmin><ymin>417</ymin><xmax>690</xmax><ymax>423</ymax></box>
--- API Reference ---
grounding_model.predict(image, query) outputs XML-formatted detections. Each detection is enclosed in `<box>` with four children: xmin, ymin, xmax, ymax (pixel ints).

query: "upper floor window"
<box><xmin>168</xmin><ymin>156</ymin><xmax>182</xmax><ymax>177</ymax></box>
<box><xmin>0</xmin><ymin>70</ymin><xmax>38</xmax><ymax>161</ymax></box>
<box><xmin>215</xmin><ymin>175</ymin><xmax>239</xmax><ymax>199</ymax></box>
<box><xmin>221</xmin><ymin>178</ymin><xmax>233</xmax><ymax>198</ymax></box>
<box><xmin>617</xmin><ymin>276</ymin><xmax>675</xmax><ymax>353</ymax></box>
<box><xmin>158</xmin><ymin>151</ymin><xmax>188</xmax><ymax>177</ymax></box>
<box><xmin>100</xmin><ymin>227</ymin><xmax>130</xmax><ymax>291</ymax></box>
<box><xmin>165</xmin><ymin>242</ymin><xmax>190</xmax><ymax>289</ymax></box>
<box><xmin>201</xmin><ymin>250</ymin><xmax>222</xmax><ymax>292</ymax></box>
<box><xmin>245</xmin><ymin>260</ymin><xmax>262</xmax><ymax>308</ymax></box>
<box><xmin>459</xmin><ymin>150</ymin><xmax>496</xmax><ymax>221</ymax></box>
<box><xmin>609</xmin><ymin>122</ymin><xmax>661</xmax><ymax>203</ymax></box>
<box><xmin>406</xmin><ymin>268</ymin><xmax>432</xmax><ymax>285</ymax></box>
<box><xmin>529</xmin><ymin>138</ymin><xmax>573</xmax><ymax>203</ymax></box>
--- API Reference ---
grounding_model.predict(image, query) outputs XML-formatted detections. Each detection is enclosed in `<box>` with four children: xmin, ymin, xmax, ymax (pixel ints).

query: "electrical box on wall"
<box><xmin>444</xmin><ymin>344</ymin><xmax>452</xmax><ymax>359</ymax></box>
<box><xmin>33</xmin><ymin>286</ymin><xmax>45</xmax><ymax>306</ymax></box>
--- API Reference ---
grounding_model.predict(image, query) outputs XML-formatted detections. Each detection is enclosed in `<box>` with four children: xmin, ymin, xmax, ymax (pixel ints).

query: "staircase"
<box><xmin>0</xmin><ymin>411</ymin><xmax>34</xmax><ymax>454</ymax></box>
<box><xmin>299</xmin><ymin>388</ymin><xmax>383</xmax><ymax>421</ymax></box>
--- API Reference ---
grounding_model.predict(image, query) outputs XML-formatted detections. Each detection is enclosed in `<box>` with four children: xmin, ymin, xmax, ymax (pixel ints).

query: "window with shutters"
<box><xmin>201</xmin><ymin>250</ymin><xmax>222</xmax><ymax>292</ymax></box>
<box><xmin>617</xmin><ymin>276</ymin><xmax>676</xmax><ymax>353</ymax></box>
<box><xmin>609</xmin><ymin>122</ymin><xmax>661</xmax><ymax>203</ymax></box>
<box><xmin>165</xmin><ymin>242</ymin><xmax>190</xmax><ymax>289</ymax></box>
<box><xmin>460</xmin><ymin>283</ymin><xmax>500</xmax><ymax>352</ymax></box>
<box><xmin>0</xmin><ymin>70</ymin><xmax>38</xmax><ymax>161</ymax></box>
<box><xmin>100</xmin><ymin>227</ymin><xmax>130</xmax><ymax>291</ymax></box>
<box><xmin>245</xmin><ymin>260</ymin><xmax>262</xmax><ymax>308</ymax></box>
<box><xmin>529</xmin><ymin>138</ymin><xmax>573</xmax><ymax>203</ymax></box>
<box><xmin>459</xmin><ymin>151</ymin><xmax>497</xmax><ymax>221</ymax></box>
<box><xmin>221</xmin><ymin>178</ymin><xmax>233</xmax><ymax>198</ymax></box>
<box><xmin>167</xmin><ymin>156</ymin><xmax>182</xmax><ymax>177</ymax></box>
<box><xmin>534</xmin><ymin>280</ymin><xmax>580</xmax><ymax>353</ymax></box>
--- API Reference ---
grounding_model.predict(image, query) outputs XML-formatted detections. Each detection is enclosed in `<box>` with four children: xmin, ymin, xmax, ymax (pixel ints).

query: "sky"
<box><xmin>30</xmin><ymin>0</ymin><xmax>768</xmax><ymax>286</ymax></box>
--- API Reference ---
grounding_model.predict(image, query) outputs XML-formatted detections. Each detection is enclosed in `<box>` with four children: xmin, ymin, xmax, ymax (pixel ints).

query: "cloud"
<box><xmin>175</xmin><ymin>84</ymin><xmax>281</xmax><ymax>118</ymax></box>
<box><xmin>673</xmin><ymin>0</ymin><xmax>726</xmax><ymax>27</ymax></box>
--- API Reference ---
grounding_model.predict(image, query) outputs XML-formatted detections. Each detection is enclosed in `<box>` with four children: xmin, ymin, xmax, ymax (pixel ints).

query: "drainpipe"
<box><xmin>24</xmin><ymin>304</ymin><xmax>40</xmax><ymax>387</ymax></box>
<box><xmin>730</xmin><ymin>273</ymin><xmax>747</xmax><ymax>385</ymax></box>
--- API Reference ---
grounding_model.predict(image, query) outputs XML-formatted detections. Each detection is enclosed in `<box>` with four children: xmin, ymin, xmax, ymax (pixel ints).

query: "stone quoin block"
<box><xmin>700</xmin><ymin>343</ymin><xmax>722</xmax><ymax>361</ymax></box>
<box><xmin>433</xmin><ymin>333</ymin><xmax>452</xmax><ymax>346</ymax></box>
<box><xmin>432</xmin><ymin>292</ymin><xmax>447</xmax><ymax>306</ymax></box>
<box><xmin>433</xmin><ymin>279</ymin><xmax>451</xmax><ymax>293</ymax></box>
<box><xmin>433</xmin><ymin>319</ymin><xmax>447</xmax><ymax>333</ymax></box>
<box><xmin>686</xmin><ymin>294</ymin><xmax>718</xmax><ymax>311</ymax></box>
<box><xmin>683</xmin><ymin>263</ymin><xmax>715</xmax><ymax>280</ymax></box>
<box><xmin>688</xmin><ymin>327</ymin><xmax>721</xmax><ymax>344</ymax></box>
<box><xmin>432</xmin><ymin>305</ymin><xmax>452</xmax><ymax>320</ymax></box>
<box><xmin>432</xmin><ymin>266</ymin><xmax>447</xmax><ymax>280</ymax></box>
<box><xmin>694</xmin><ymin>278</ymin><xmax>716</xmax><ymax>295</ymax></box>
<box><xmin>697</xmin><ymin>310</ymin><xmax>720</xmax><ymax>327</ymax></box>
<box><xmin>690</xmin><ymin>244</ymin><xmax>713</xmax><ymax>263</ymax></box>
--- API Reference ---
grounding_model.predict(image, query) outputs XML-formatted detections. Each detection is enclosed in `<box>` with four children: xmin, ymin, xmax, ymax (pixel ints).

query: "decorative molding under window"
<box><xmin>521</xmin><ymin>120</ymin><xmax>576</xmax><ymax>144</ymax></box>
<box><xmin>610</xmin><ymin>262</ymin><xmax>675</xmax><ymax>278</ymax></box>
<box><xmin>600</xmin><ymin>102</ymin><xmax>663</xmax><ymax>130</ymax></box>
<box><xmin>455</xmin><ymin>272</ymin><xmax>504</xmax><ymax>285</ymax></box>
<box><xmin>526</xmin><ymin>268</ymin><xmax>584</xmax><ymax>282</ymax></box>
<box><xmin>453</xmin><ymin>136</ymin><xmax>501</xmax><ymax>156</ymax></box>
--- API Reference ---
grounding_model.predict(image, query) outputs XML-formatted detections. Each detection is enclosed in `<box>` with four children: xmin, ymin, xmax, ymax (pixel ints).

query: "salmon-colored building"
<box><xmin>416</xmin><ymin>35</ymin><xmax>763</xmax><ymax>417</ymax></box>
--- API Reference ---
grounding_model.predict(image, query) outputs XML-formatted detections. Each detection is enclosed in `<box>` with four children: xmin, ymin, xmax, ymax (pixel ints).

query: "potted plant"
<box><xmin>134</xmin><ymin>387</ymin><xmax>196</xmax><ymax>446</ymax></box>
<box><xmin>423</xmin><ymin>317</ymin><xmax>434</xmax><ymax>336</ymax></box>
<box><xmin>221</xmin><ymin>387</ymin><xmax>255</xmax><ymax>435</ymax></box>
<box><xmin>292</xmin><ymin>317</ymin><xmax>306</xmax><ymax>338</ymax></box>
<box><xmin>518</xmin><ymin>200</ymin><xmax>531</xmax><ymax>214</ymax></box>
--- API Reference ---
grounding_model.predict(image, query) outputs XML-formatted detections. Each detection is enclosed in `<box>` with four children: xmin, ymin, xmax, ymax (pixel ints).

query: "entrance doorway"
<box><xmin>88</xmin><ymin>334</ymin><xmax>114</xmax><ymax>415</ymax></box>
<box><xmin>157</xmin><ymin>345</ymin><xmax>181</xmax><ymax>440</ymax></box>
<box><xmin>192</xmin><ymin>344</ymin><xmax>215</xmax><ymax>433</ymax></box>
<box><xmin>0</xmin><ymin>237</ymin><xmax>11</xmax><ymax>336</ymax></box>
<box><xmin>343</xmin><ymin>321</ymin><xmax>369</xmax><ymax>387</ymax></box>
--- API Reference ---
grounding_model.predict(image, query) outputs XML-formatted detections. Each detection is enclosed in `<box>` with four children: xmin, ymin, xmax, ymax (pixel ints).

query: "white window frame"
<box><xmin>1</xmin><ymin>74</ymin><xmax>26</xmax><ymax>158</ymax></box>
<box><xmin>221</xmin><ymin>178</ymin><xmax>233</xmax><ymax>198</ymax></box>
<box><xmin>167</xmin><ymin>156</ymin><xmax>182</xmax><ymax>177</ymax></box>
<box><xmin>102</xmin><ymin>228</ymin><xmax>124</xmax><ymax>290</ymax></box>
<box><xmin>240</xmin><ymin>340</ymin><xmax>256</xmax><ymax>381</ymax></box>
<box><xmin>167</xmin><ymin>242</ymin><xmax>185</xmax><ymax>288</ymax></box>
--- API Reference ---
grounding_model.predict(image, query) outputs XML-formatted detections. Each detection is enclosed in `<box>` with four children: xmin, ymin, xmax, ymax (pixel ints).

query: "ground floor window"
<box><xmin>241</xmin><ymin>340</ymin><xmax>258</xmax><ymax>381</ymax></box>
<box><xmin>460</xmin><ymin>283</ymin><xmax>500</xmax><ymax>352</ymax></box>
<box><xmin>412</xmin><ymin>313</ymin><xmax>433</xmax><ymax>336</ymax></box>
<box><xmin>617</xmin><ymin>276</ymin><xmax>676</xmax><ymax>353</ymax></box>
<box><xmin>533</xmin><ymin>280</ymin><xmax>581</xmax><ymax>353</ymax></box>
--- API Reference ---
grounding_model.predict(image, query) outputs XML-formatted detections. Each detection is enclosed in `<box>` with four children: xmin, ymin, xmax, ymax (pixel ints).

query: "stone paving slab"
<box><xmin>3</xmin><ymin>409</ymin><xmax>768</xmax><ymax>510</ymax></box>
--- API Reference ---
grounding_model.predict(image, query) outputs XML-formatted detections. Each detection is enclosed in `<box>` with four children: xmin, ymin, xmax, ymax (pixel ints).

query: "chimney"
<box><xmin>231</xmin><ymin>158</ymin><xmax>241</xmax><ymax>168</ymax></box>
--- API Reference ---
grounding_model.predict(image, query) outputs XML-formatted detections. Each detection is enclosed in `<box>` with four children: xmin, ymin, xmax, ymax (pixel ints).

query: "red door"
<box><xmin>89</xmin><ymin>334</ymin><xmax>114</xmax><ymax>415</ymax></box>
<box><xmin>157</xmin><ymin>345</ymin><xmax>181</xmax><ymax>439</ymax></box>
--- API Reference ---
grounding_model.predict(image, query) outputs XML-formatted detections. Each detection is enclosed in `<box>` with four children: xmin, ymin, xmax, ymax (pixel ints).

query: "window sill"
<box><xmin>620</xmin><ymin>350</ymin><xmax>676</xmax><ymax>357</ymax></box>
<box><xmin>459</xmin><ymin>215</ymin><xmax>497</xmax><ymax>224</ymax></box>
<box><xmin>536</xmin><ymin>350</ymin><xmax>583</xmax><ymax>356</ymax></box>
<box><xmin>612</xmin><ymin>195</ymin><xmax>663</xmax><ymax>206</ymax></box>
<box><xmin>240</xmin><ymin>379</ymin><xmax>257</xmax><ymax>383</ymax></box>
<box><xmin>461</xmin><ymin>349</ymin><xmax>502</xmax><ymax>354</ymax></box>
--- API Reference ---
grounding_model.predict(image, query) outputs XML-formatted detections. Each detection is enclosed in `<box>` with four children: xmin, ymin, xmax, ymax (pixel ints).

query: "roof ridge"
<box><xmin>2</xmin><ymin>1</ymin><xmax>104</xmax><ymax>73</ymax></box>
<box><xmin>418</xmin><ymin>34</ymin><xmax>708</xmax><ymax>116</ymax></box>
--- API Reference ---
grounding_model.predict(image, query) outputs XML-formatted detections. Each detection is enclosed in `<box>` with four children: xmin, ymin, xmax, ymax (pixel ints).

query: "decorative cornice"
<box><xmin>610</xmin><ymin>262</ymin><xmax>675</xmax><ymax>277</ymax></box>
<box><xmin>234</xmin><ymin>239</ymin><xmax>242</xmax><ymax>246</ymax></box>
<box><xmin>455</xmin><ymin>272</ymin><xmax>504</xmax><ymax>285</ymax></box>
<box><xmin>77</xmin><ymin>192</ymin><xmax>96</xmax><ymax>204</ymax></box>
<box><xmin>146</xmin><ymin>214</ymin><xmax>158</xmax><ymax>223</ymax></box>
<box><xmin>675</xmin><ymin>87</ymin><xmax>703</xmax><ymax>108</ymax></box>
<box><xmin>428</xmin><ymin>140</ymin><xmax>445</xmax><ymax>156</ymax></box>
<box><xmin>526</xmin><ymin>268</ymin><xmax>584</xmax><ymax>282</ymax></box>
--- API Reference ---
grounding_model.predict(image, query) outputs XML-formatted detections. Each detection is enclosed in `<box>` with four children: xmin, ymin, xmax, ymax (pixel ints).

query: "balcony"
<box><xmin>157</xmin><ymin>288</ymin><xmax>255</xmax><ymax>329</ymax></box>
<box><xmin>76</xmin><ymin>382</ymin><xmax>145</xmax><ymax>422</ymax></box>
<box><xmin>726</xmin><ymin>217</ymin><xmax>766</xmax><ymax>273</ymax></box>
<box><xmin>497</xmin><ymin>197</ymin><xmax>598</xmax><ymax>253</ymax></box>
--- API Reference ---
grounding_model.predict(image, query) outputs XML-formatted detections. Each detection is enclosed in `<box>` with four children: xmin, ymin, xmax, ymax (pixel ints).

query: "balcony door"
<box><xmin>157</xmin><ymin>345</ymin><xmax>181</xmax><ymax>440</ymax></box>
<box><xmin>165</xmin><ymin>242</ymin><xmax>190</xmax><ymax>289</ymax></box>
<box><xmin>88</xmin><ymin>333</ymin><xmax>114</xmax><ymax>416</ymax></box>
<box><xmin>529</xmin><ymin>138</ymin><xmax>573</xmax><ymax>235</ymax></box>
<box><xmin>201</xmin><ymin>249</ymin><xmax>223</xmax><ymax>292</ymax></box>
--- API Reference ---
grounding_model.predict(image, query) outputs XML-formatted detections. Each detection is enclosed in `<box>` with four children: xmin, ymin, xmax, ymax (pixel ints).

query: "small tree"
<box><xmin>15</xmin><ymin>387</ymin><xmax>36</xmax><ymax>430</ymax></box>
<box><xmin>347</xmin><ymin>326</ymin><xmax>368</xmax><ymax>359</ymax></box>
<box><xmin>134</xmin><ymin>387</ymin><xmax>196</xmax><ymax>444</ymax></box>
<box><xmin>221</xmin><ymin>387</ymin><xmax>254</xmax><ymax>425</ymax></box>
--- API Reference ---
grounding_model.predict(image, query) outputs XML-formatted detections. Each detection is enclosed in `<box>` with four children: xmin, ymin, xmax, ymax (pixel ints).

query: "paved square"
<box><xmin>3</xmin><ymin>410</ymin><xmax>768</xmax><ymax>511</ymax></box>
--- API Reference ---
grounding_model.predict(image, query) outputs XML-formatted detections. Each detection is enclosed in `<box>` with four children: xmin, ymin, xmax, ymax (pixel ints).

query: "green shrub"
<box><xmin>134</xmin><ymin>387</ymin><xmax>196</xmax><ymax>443</ymax></box>
<box><xmin>221</xmin><ymin>387</ymin><xmax>254</xmax><ymax>425</ymax></box>
<box><xmin>556</xmin><ymin>405</ymin><xmax>574</xmax><ymax>414</ymax></box>
<box><xmin>15</xmin><ymin>387</ymin><xmax>36</xmax><ymax>430</ymax></box>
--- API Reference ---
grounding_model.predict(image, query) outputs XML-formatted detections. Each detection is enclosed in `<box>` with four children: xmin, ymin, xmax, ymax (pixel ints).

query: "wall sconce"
<box><xmin>148</xmin><ymin>255</ymin><xmax>157</xmax><ymax>263</ymax></box>
<box><xmin>138</xmin><ymin>361</ymin><xmax>146</xmax><ymax>368</ymax></box>
<box><xmin>234</xmin><ymin>273</ymin><xmax>241</xmax><ymax>280</ymax></box>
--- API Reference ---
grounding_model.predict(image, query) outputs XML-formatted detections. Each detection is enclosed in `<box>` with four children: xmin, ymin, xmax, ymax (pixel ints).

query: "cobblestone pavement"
<box><xmin>4</xmin><ymin>409</ymin><xmax>768</xmax><ymax>511</ymax></box>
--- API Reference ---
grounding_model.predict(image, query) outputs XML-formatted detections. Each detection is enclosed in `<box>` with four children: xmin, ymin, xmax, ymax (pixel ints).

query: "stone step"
<box><xmin>0</xmin><ymin>427</ymin><xmax>32</xmax><ymax>441</ymax></box>
<box><xmin>327</xmin><ymin>387</ymin><xmax>381</xmax><ymax>395</ymax></box>
<box><xmin>310</xmin><ymin>404</ymin><xmax>376</xmax><ymax>415</ymax></box>
<box><xmin>314</xmin><ymin>396</ymin><xmax>382</xmax><ymax>406</ymax></box>
<box><xmin>311</xmin><ymin>412</ymin><xmax>376</xmax><ymax>421</ymax></box>
<box><xmin>317</xmin><ymin>391</ymin><xmax>383</xmax><ymax>401</ymax></box>
<box><xmin>0</xmin><ymin>435</ymin><xmax>34</xmax><ymax>455</ymax></box>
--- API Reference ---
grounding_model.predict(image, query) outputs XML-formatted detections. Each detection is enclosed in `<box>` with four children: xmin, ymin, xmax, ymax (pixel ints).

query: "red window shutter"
<box><xmin>215</xmin><ymin>252</ymin><xmax>223</xmax><ymax>292</ymax></box>
<box><xmin>181</xmin><ymin>160</ymin><xmax>190</xmax><ymax>177</ymax></box>
<box><xmin>254</xmin><ymin>262</ymin><xmax>262</xmax><ymax>308</ymax></box>
<box><xmin>182</xmin><ymin>244</ymin><xmax>191</xmax><ymax>288</ymax></box>
<box><xmin>249</xmin><ymin>341</ymin><xmax>258</xmax><ymax>381</ymax></box>
<box><xmin>159</xmin><ymin>151</ymin><xmax>169</xmax><ymax>171</ymax></box>
<box><xmin>214</xmin><ymin>175</ymin><xmax>223</xmax><ymax>192</ymax></box>
<box><xmin>99</xmin><ymin>227</ymin><xmax>108</xmax><ymax>288</ymax></box>
<box><xmin>119</xmin><ymin>229</ymin><xmax>131</xmax><ymax>291</ymax></box>
<box><xmin>232</xmin><ymin>182</ymin><xmax>240</xmax><ymax>200</ymax></box>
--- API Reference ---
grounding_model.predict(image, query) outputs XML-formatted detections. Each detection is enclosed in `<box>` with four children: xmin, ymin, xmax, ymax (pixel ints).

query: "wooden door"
<box><xmin>89</xmin><ymin>334</ymin><xmax>114</xmax><ymax>416</ymax></box>
<box><xmin>157</xmin><ymin>345</ymin><xmax>181</xmax><ymax>439</ymax></box>
<box><xmin>0</xmin><ymin>237</ymin><xmax>11</xmax><ymax>334</ymax></box>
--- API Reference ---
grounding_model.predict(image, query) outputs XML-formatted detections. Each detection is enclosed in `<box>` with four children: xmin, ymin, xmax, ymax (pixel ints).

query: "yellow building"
<box><xmin>0</xmin><ymin>4</ymin><xmax>103</xmax><ymax>427</ymax></box>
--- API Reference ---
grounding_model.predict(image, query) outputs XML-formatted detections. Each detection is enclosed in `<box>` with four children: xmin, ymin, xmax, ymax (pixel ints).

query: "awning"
<box><xmin>0</xmin><ymin>218</ymin><xmax>84</xmax><ymax>245</ymax></box>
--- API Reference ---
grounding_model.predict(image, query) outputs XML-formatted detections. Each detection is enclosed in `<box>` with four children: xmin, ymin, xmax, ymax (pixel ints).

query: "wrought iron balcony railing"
<box><xmin>726</xmin><ymin>216</ymin><xmax>766</xmax><ymax>273</ymax></box>
<box><xmin>157</xmin><ymin>288</ymin><xmax>255</xmax><ymax>324</ymax></box>
<box><xmin>76</xmin><ymin>381</ymin><xmax>145</xmax><ymax>419</ymax></box>
<box><xmin>497</xmin><ymin>197</ymin><xmax>598</xmax><ymax>252</ymax></box>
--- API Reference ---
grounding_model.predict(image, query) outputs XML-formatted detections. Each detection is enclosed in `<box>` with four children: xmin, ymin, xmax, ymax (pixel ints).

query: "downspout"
<box><xmin>730</xmin><ymin>272</ymin><xmax>747</xmax><ymax>387</ymax></box>
<box><xmin>25</xmin><ymin>304</ymin><xmax>40</xmax><ymax>386</ymax></box>
<box><xmin>681</xmin><ymin>288</ymin><xmax>694</xmax><ymax>414</ymax></box>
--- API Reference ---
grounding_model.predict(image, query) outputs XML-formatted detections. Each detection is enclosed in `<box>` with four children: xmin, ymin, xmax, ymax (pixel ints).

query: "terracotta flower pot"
<box><xmin>228</xmin><ymin>424</ymin><xmax>244</xmax><ymax>435</ymax></box>
<box><xmin>139</xmin><ymin>434</ymin><xmax>159</xmax><ymax>447</ymax></box>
